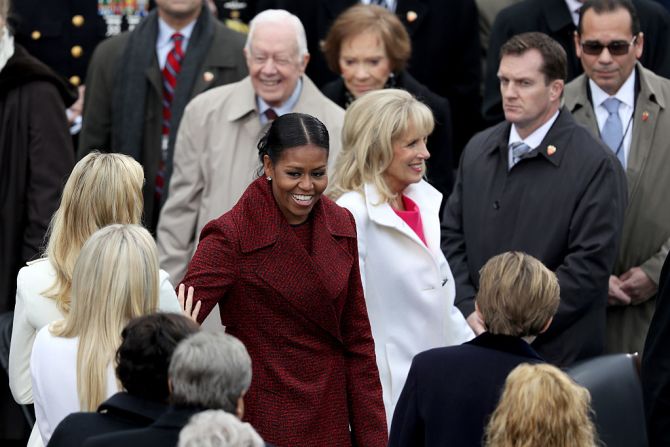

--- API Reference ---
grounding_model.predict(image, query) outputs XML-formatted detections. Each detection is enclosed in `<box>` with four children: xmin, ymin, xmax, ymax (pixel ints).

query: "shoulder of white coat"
<box><xmin>336</xmin><ymin>190</ymin><xmax>369</xmax><ymax>222</ymax></box>
<box><xmin>17</xmin><ymin>259</ymin><xmax>55</xmax><ymax>290</ymax></box>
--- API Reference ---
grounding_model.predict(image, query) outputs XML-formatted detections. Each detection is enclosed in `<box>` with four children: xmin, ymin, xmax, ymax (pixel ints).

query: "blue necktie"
<box><xmin>509</xmin><ymin>141</ymin><xmax>531</xmax><ymax>170</ymax></box>
<box><xmin>601</xmin><ymin>97</ymin><xmax>625</xmax><ymax>166</ymax></box>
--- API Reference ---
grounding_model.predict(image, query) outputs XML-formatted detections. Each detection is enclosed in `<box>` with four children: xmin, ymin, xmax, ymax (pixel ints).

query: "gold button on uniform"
<box><xmin>71</xmin><ymin>45</ymin><xmax>83</xmax><ymax>58</ymax></box>
<box><xmin>72</xmin><ymin>15</ymin><xmax>85</xmax><ymax>27</ymax></box>
<box><xmin>69</xmin><ymin>75</ymin><xmax>81</xmax><ymax>87</ymax></box>
<box><xmin>31</xmin><ymin>30</ymin><xmax>41</xmax><ymax>40</ymax></box>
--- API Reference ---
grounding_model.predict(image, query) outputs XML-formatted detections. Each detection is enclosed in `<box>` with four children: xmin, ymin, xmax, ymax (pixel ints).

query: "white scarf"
<box><xmin>0</xmin><ymin>27</ymin><xmax>16</xmax><ymax>73</ymax></box>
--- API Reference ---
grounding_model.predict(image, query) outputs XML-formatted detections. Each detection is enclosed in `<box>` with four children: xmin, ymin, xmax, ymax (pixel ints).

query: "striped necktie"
<box><xmin>156</xmin><ymin>33</ymin><xmax>185</xmax><ymax>202</ymax></box>
<box><xmin>509</xmin><ymin>141</ymin><xmax>532</xmax><ymax>170</ymax></box>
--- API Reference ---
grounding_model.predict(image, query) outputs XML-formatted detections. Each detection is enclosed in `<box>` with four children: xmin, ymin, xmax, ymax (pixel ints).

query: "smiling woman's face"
<box><xmin>339</xmin><ymin>30</ymin><xmax>392</xmax><ymax>99</ymax></box>
<box><xmin>263</xmin><ymin>144</ymin><xmax>329</xmax><ymax>225</ymax></box>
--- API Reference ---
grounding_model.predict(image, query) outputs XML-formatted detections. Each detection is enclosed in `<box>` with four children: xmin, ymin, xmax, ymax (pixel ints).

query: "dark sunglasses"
<box><xmin>580</xmin><ymin>36</ymin><xmax>637</xmax><ymax>56</ymax></box>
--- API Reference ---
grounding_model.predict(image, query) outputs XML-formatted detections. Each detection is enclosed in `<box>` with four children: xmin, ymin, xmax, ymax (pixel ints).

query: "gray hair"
<box><xmin>178</xmin><ymin>410</ymin><xmax>264</xmax><ymax>447</ymax></box>
<box><xmin>244</xmin><ymin>9</ymin><xmax>308</xmax><ymax>58</ymax></box>
<box><xmin>169</xmin><ymin>332</ymin><xmax>252</xmax><ymax>412</ymax></box>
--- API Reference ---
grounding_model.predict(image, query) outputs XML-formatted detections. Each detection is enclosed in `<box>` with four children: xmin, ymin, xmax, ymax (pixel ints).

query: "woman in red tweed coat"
<box><xmin>181</xmin><ymin>113</ymin><xmax>387</xmax><ymax>447</ymax></box>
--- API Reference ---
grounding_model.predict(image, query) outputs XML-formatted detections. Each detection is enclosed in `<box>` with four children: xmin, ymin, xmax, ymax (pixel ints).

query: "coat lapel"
<box><xmin>238</xmin><ymin>179</ymin><xmax>355</xmax><ymax>343</ymax></box>
<box><xmin>396</xmin><ymin>0</ymin><xmax>429</xmax><ymax>36</ymax></box>
<box><xmin>146</xmin><ymin>57</ymin><xmax>163</xmax><ymax>101</ymax></box>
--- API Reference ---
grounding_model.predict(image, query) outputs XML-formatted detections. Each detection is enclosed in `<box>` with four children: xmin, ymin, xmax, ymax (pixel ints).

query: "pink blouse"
<box><xmin>393</xmin><ymin>195</ymin><xmax>427</xmax><ymax>246</ymax></box>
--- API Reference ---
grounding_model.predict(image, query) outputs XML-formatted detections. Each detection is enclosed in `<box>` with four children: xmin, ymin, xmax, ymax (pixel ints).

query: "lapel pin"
<box><xmin>547</xmin><ymin>145</ymin><xmax>557</xmax><ymax>156</ymax></box>
<box><xmin>642</xmin><ymin>111</ymin><xmax>649</xmax><ymax>121</ymax></box>
<box><xmin>407</xmin><ymin>10</ymin><xmax>418</xmax><ymax>22</ymax></box>
<box><xmin>203</xmin><ymin>71</ymin><xmax>214</xmax><ymax>82</ymax></box>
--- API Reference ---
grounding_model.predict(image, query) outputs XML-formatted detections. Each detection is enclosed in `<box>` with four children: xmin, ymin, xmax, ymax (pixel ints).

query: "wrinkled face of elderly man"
<box><xmin>244</xmin><ymin>19</ymin><xmax>310</xmax><ymax>108</ymax></box>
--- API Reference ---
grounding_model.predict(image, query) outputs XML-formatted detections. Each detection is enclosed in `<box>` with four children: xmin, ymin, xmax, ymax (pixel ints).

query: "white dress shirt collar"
<box><xmin>156</xmin><ymin>17</ymin><xmax>196</xmax><ymax>69</ymax></box>
<box><xmin>508</xmin><ymin>109</ymin><xmax>561</xmax><ymax>149</ymax></box>
<box><xmin>565</xmin><ymin>0</ymin><xmax>583</xmax><ymax>27</ymax></box>
<box><xmin>257</xmin><ymin>77</ymin><xmax>303</xmax><ymax>125</ymax></box>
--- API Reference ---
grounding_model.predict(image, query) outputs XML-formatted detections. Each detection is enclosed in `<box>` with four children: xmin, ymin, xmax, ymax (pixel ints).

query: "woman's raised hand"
<box><xmin>178</xmin><ymin>283</ymin><xmax>201</xmax><ymax>323</ymax></box>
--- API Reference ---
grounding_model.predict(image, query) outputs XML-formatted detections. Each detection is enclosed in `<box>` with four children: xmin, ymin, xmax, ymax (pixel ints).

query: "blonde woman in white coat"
<box><xmin>9</xmin><ymin>153</ymin><xmax>181</xmax><ymax>447</ymax></box>
<box><xmin>330</xmin><ymin>89</ymin><xmax>474</xmax><ymax>426</ymax></box>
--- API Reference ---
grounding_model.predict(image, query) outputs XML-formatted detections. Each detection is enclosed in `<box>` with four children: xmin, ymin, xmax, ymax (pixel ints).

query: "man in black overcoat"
<box><xmin>442</xmin><ymin>32</ymin><xmax>627</xmax><ymax>366</ymax></box>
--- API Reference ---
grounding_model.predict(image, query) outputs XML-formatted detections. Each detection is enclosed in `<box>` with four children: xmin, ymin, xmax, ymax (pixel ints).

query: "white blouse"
<box><xmin>9</xmin><ymin>258</ymin><xmax>181</xmax><ymax>405</ymax></box>
<box><xmin>30</xmin><ymin>328</ymin><xmax>118</xmax><ymax>445</ymax></box>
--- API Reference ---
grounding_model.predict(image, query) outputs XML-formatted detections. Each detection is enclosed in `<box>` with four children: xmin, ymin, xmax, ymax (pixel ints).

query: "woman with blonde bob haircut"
<box><xmin>484</xmin><ymin>363</ymin><xmax>598</xmax><ymax>447</ymax></box>
<box><xmin>331</xmin><ymin>89</ymin><xmax>473</xmax><ymax>425</ymax></box>
<box><xmin>9</xmin><ymin>152</ymin><xmax>180</xmax><ymax>447</ymax></box>
<box><xmin>30</xmin><ymin>224</ymin><xmax>162</xmax><ymax>445</ymax></box>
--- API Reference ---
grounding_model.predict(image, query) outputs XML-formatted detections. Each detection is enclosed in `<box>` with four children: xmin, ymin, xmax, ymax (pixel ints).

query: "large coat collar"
<box><xmin>224</xmin><ymin>75</ymin><xmax>326</xmax><ymax>123</ymax></box>
<box><xmin>98</xmin><ymin>392</ymin><xmax>167</xmax><ymax>424</ymax></box>
<box><xmin>363</xmin><ymin>180</ymin><xmax>442</xmax><ymax>251</ymax></box>
<box><xmin>230</xmin><ymin>177</ymin><xmax>357</xmax><ymax>342</ymax></box>
<box><xmin>466</xmin><ymin>332</ymin><xmax>544</xmax><ymax>361</ymax></box>
<box><xmin>486</xmin><ymin>107</ymin><xmax>573</xmax><ymax>168</ymax></box>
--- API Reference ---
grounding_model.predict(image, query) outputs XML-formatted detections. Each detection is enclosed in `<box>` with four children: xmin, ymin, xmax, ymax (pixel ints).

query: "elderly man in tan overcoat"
<box><xmin>157</xmin><ymin>9</ymin><xmax>344</xmax><ymax>284</ymax></box>
<box><xmin>565</xmin><ymin>0</ymin><xmax>670</xmax><ymax>353</ymax></box>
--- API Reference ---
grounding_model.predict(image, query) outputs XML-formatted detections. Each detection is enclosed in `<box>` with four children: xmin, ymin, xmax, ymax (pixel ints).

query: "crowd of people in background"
<box><xmin>3</xmin><ymin>0</ymin><xmax>670</xmax><ymax>446</ymax></box>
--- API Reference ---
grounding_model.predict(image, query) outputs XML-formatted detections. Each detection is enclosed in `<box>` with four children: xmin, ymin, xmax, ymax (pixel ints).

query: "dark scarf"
<box><xmin>111</xmin><ymin>8</ymin><xmax>214</xmax><ymax>164</ymax></box>
<box><xmin>343</xmin><ymin>71</ymin><xmax>397</xmax><ymax>108</ymax></box>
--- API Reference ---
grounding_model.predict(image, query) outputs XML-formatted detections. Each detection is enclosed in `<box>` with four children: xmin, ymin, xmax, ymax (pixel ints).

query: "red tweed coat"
<box><xmin>182</xmin><ymin>177</ymin><xmax>387</xmax><ymax>447</ymax></box>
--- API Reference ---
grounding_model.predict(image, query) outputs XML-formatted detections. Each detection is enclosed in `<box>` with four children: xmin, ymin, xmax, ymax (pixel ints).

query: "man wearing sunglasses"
<box><xmin>564</xmin><ymin>0</ymin><xmax>670</xmax><ymax>358</ymax></box>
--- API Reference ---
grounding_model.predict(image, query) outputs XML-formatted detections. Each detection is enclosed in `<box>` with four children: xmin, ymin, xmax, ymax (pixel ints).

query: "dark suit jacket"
<box><xmin>389</xmin><ymin>332</ymin><xmax>544</xmax><ymax>447</ymax></box>
<box><xmin>83</xmin><ymin>405</ymin><xmax>200</xmax><ymax>447</ymax></box>
<box><xmin>10</xmin><ymin>0</ymin><xmax>107</xmax><ymax>85</ymax></box>
<box><xmin>181</xmin><ymin>177</ymin><xmax>387</xmax><ymax>446</ymax></box>
<box><xmin>483</xmin><ymin>0</ymin><xmax>670</xmax><ymax>124</ymax></box>
<box><xmin>255</xmin><ymin>0</ymin><xmax>481</xmax><ymax>161</ymax></box>
<box><xmin>442</xmin><ymin>109</ymin><xmax>627</xmax><ymax>365</ymax></box>
<box><xmin>321</xmin><ymin>71</ymin><xmax>454</xmax><ymax>201</ymax></box>
<box><xmin>643</xmin><ymin>253</ymin><xmax>670</xmax><ymax>447</ymax></box>
<box><xmin>47</xmin><ymin>393</ymin><xmax>168</xmax><ymax>447</ymax></box>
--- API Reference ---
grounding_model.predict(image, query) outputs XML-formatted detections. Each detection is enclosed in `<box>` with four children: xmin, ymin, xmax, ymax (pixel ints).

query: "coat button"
<box><xmin>69</xmin><ymin>75</ymin><xmax>81</xmax><ymax>86</ymax></box>
<box><xmin>493</xmin><ymin>200</ymin><xmax>500</xmax><ymax>210</ymax></box>
<box><xmin>31</xmin><ymin>30</ymin><xmax>41</xmax><ymax>40</ymax></box>
<box><xmin>72</xmin><ymin>15</ymin><xmax>85</xmax><ymax>27</ymax></box>
<box><xmin>71</xmin><ymin>45</ymin><xmax>83</xmax><ymax>58</ymax></box>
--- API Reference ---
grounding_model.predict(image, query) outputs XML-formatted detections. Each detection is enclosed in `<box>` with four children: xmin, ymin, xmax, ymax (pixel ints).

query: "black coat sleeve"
<box><xmin>643</xmin><ymin>253</ymin><xmax>670</xmax><ymax>447</ymax></box>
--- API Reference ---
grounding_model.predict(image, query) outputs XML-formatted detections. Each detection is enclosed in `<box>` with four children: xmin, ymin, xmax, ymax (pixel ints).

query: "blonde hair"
<box><xmin>44</xmin><ymin>152</ymin><xmax>144</xmax><ymax>314</ymax></box>
<box><xmin>484</xmin><ymin>363</ymin><xmax>598</xmax><ymax>447</ymax></box>
<box><xmin>476</xmin><ymin>252</ymin><xmax>559</xmax><ymax>337</ymax></box>
<box><xmin>328</xmin><ymin>89</ymin><xmax>434</xmax><ymax>203</ymax></box>
<box><xmin>50</xmin><ymin>224</ymin><xmax>159</xmax><ymax>411</ymax></box>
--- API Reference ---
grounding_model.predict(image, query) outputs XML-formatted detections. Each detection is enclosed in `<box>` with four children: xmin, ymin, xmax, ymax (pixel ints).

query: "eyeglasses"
<box><xmin>580</xmin><ymin>36</ymin><xmax>637</xmax><ymax>56</ymax></box>
<box><xmin>248</xmin><ymin>52</ymin><xmax>295</xmax><ymax>67</ymax></box>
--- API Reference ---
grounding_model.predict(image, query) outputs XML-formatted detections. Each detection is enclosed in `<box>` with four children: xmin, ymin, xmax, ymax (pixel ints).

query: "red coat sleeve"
<box><xmin>181</xmin><ymin>218</ymin><xmax>239</xmax><ymax>324</ymax></box>
<box><xmin>341</xmin><ymin>212</ymin><xmax>389</xmax><ymax>446</ymax></box>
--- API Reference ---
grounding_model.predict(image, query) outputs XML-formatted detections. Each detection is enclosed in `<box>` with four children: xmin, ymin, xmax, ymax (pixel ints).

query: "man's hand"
<box><xmin>620</xmin><ymin>267</ymin><xmax>657</xmax><ymax>305</ymax></box>
<box><xmin>466</xmin><ymin>311</ymin><xmax>486</xmax><ymax>335</ymax></box>
<box><xmin>609</xmin><ymin>274</ymin><xmax>632</xmax><ymax>306</ymax></box>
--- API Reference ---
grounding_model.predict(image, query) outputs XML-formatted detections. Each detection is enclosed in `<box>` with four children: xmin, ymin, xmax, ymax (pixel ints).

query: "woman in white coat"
<box><xmin>9</xmin><ymin>152</ymin><xmax>181</xmax><ymax>447</ymax></box>
<box><xmin>329</xmin><ymin>89</ymin><xmax>474</xmax><ymax>425</ymax></box>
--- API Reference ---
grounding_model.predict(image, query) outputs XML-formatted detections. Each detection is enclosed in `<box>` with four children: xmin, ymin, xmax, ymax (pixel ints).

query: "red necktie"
<box><xmin>155</xmin><ymin>33</ymin><xmax>184</xmax><ymax>202</ymax></box>
<box><xmin>264</xmin><ymin>108</ymin><xmax>278</xmax><ymax>121</ymax></box>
